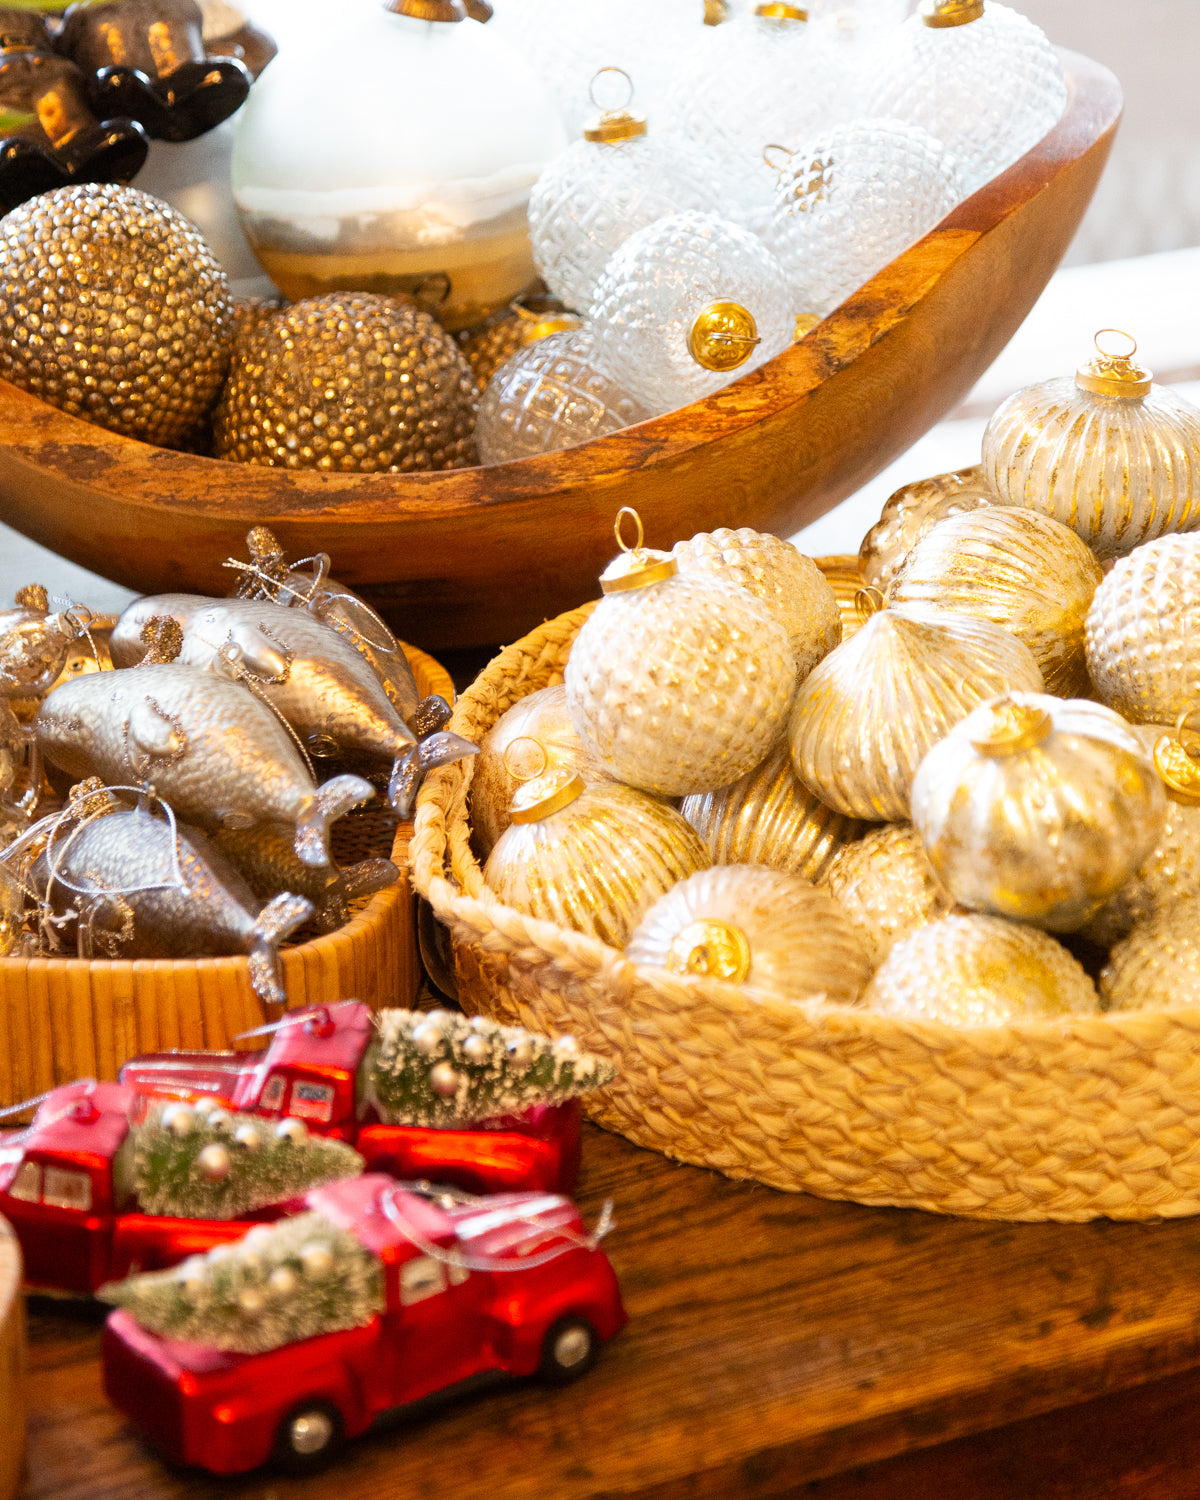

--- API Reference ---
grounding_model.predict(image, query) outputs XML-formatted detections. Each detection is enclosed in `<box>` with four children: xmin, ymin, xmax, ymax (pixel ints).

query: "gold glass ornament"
<box><xmin>0</xmin><ymin>182</ymin><xmax>232</xmax><ymax>449</ymax></box>
<box><xmin>680</xmin><ymin>743</ymin><xmax>866</xmax><ymax>881</ymax></box>
<box><xmin>887</xmin><ymin>505</ymin><xmax>1103</xmax><ymax>698</ymax></box>
<box><xmin>981</xmin><ymin>330</ymin><xmax>1200</xmax><ymax>557</ymax></box>
<box><xmin>456</xmin><ymin>291</ymin><xmax>582</xmax><ymax>390</ymax></box>
<box><xmin>625</xmin><ymin>865</ymin><xmax>872</xmax><ymax>1006</ymax></box>
<box><xmin>672</xmin><ymin>528</ymin><xmax>841</xmax><ymax>680</ymax></box>
<box><xmin>815</xmin><ymin>556</ymin><xmax>871</xmax><ymax>643</ymax></box>
<box><xmin>788</xmin><ymin>600</ymin><xmax>1044</xmax><ymax>821</ymax></box>
<box><xmin>564</xmin><ymin>510</ymin><xmax>796</xmax><ymax>797</ymax></box>
<box><xmin>910</xmin><ymin>692</ymin><xmax>1167</xmax><ymax>932</ymax></box>
<box><xmin>823</xmin><ymin>822</ymin><xmax>956</xmax><ymax>968</ymax></box>
<box><xmin>212</xmin><ymin>291</ymin><xmax>478</xmax><ymax>472</ymax></box>
<box><xmin>1101</xmin><ymin>895</ymin><xmax>1200</xmax><ymax>1013</ymax></box>
<box><xmin>858</xmin><ymin>464</ymin><xmax>994</xmax><ymax>592</ymax></box>
<box><xmin>482</xmin><ymin>767</ymin><xmax>710</xmax><ymax>947</ymax></box>
<box><xmin>863</xmin><ymin>913</ymin><xmax>1099</xmax><ymax>1026</ymax></box>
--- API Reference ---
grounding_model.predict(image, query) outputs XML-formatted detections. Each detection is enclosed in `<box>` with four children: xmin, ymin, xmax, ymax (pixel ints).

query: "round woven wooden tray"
<box><xmin>411</xmin><ymin>601</ymin><xmax>1200</xmax><ymax>1224</ymax></box>
<box><xmin>0</xmin><ymin>641</ymin><xmax>452</xmax><ymax>1110</ymax></box>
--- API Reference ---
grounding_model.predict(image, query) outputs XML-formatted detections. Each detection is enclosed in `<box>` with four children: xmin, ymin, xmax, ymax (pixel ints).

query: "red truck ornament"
<box><xmin>103</xmin><ymin>1173</ymin><xmax>627</xmax><ymax>1475</ymax></box>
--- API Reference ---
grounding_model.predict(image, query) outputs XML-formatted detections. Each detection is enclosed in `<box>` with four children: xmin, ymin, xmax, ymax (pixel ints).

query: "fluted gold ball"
<box><xmin>858</xmin><ymin>464</ymin><xmax>995</xmax><ymax>592</ymax></box>
<box><xmin>0</xmin><ymin>183</ymin><xmax>233</xmax><ymax>449</ymax></box>
<box><xmin>212</xmin><ymin>291</ymin><xmax>478</xmax><ymax>472</ymax></box>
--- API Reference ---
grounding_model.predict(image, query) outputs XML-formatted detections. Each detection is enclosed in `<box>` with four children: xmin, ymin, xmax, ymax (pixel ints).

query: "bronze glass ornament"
<box><xmin>858</xmin><ymin>464</ymin><xmax>994</xmax><ymax>592</ymax></box>
<box><xmin>1101</xmin><ymin>895</ymin><xmax>1200</xmax><ymax>1013</ymax></box>
<box><xmin>0</xmin><ymin>584</ymin><xmax>91</xmax><ymax>698</ymax></box>
<box><xmin>823</xmin><ymin>822</ymin><xmax>956</xmax><ymax>968</ymax></box>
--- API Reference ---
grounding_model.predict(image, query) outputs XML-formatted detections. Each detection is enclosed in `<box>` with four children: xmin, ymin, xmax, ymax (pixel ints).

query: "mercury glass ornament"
<box><xmin>625</xmin><ymin>864</ymin><xmax>872</xmax><ymax>1006</ymax></box>
<box><xmin>982</xmin><ymin>331</ymin><xmax>1200</xmax><ymax>557</ymax></box>
<box><xmin>475</xmin><ymin>329</ymin><xmax>649</xmax><ymax>464</ymax></box>
<box><xmin>456</xmin><ymin>293</ymin><xmax>581</xmax><ymax>389</ymax></box>
<box><xmin>482</xmin><ymin>767</ymin><xmax>710</xmax><ymax>948</ymax></box>
<box><xmin>860</xmin><ymin>0</ymin><xmax>1067</xmax><ymax>198</ymax></box>
<box><xmin>230</xmin><ymin>0</ymin><xmax>567</xmax><ymax>331</ymax></box>
<box><xmin>823</xmin><ymin>822</ymin><xmax>955</xmax><ymax>967</ymax></box>
<box><xmin>788</xmin><ymin>599</ymin><xmax>1044</xmax><ymax>821</ymax></box>
<box><xmin>1101</xmin><ymin>896</ymin><xmax>1200</xmax><ymax>1013</ymax></box>
<box><xmin>565</xmin><ymin>511</ymin><xmax>796</xmax><ymax>797</ymax></box>
<box><xmin>672</xmin><ymin>528</ymin><xmax>841</xmax><ymax>679</ymax></box>
<box><xmin>0</xmin><ymin>182</ymin><xmax>232</xmax><ymax>449</ymax></box>
<box><xmin>887</xmin><ymin>506</ymin><xmax>1103</xmax><ymax>698</ymax></box>
<box><xmin>859</xmin><ymin>465</ymin><xmax>994</xmax><ymax>591</ymax></box>
<box><xmin>816</xmin><ymin>556</ymin><xmax>871</xmax><ymax>642</ymax></box>
<box><xmin>863</xmin><ymin>913</ymin><xmax>1099</xmax><ymax>1027</ymax></box>
<box><xmin>588</xmin><ymin>211</ymin><xmax>794</xmax><ymax>413</ymax></box>
<box><xmin>760</xmin><ymin>120</ymin><xmax>964</xmax><ymax>319</ymax></box>
<box><xmin>911</xmin><ymin>693</ymin><xmax>1167</xmax><ymax>932</ymax></box>
<box><xmin>680</xmin><ymin>744</ymin><xmax>866</xmax><ymax>881</ymax></box>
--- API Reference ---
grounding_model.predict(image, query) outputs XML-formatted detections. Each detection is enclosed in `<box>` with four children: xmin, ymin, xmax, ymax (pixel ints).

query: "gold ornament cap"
<box><xmin>511</xmin><ymin>294</ymin><xmax>582</xmax><ymax>341</ymax></box>
<box><xmin>920</xmin><ymin>0</ymin><xmax>984</xmax><ymax>26</ymax></box>
<box><xmin>385</xmin><ymin>0</ymin><xmax>493</xmax><ymax>19</ymax></box>
<box><xmin>509</xmin><ymin>767</ymin><xmax>585</xmax><ymax>823</ymax></box>
<box><xmin>583</xmin><ymin>68</ymin><xmax>647</xmax><ymax>144</ymax></box>
<box><xmin>666</xmin><ymin>919</ymin><xmax>752</xmax><ymax>982</ymax></box>
<box><xmin>970</xmin><ymin>696</ymin><xmax>1054</xmax><ymax>757</ymax></box>
<box><xmin>1154</xmin><ymin>717</ymin><xmax>1200</xmax><ymax>805</ymax></box>
<box><xmin>599</xmin><ymin>508</ymin><xmax>679</xmax><ymax>594</ymax></box>
<box><xmin>755</xmin><ymin>3</ymin><xmax>808</xmax><ymax>20</ymax></box>
<box><xmin>1076</xmin><ymin>329</ymin><xmax>1153</xmax><ymax>398</ymax></box>
<box><xmin>688</xmin><ymin>302</ymin><xmax>761</xmax><ymax>373</ymax></box>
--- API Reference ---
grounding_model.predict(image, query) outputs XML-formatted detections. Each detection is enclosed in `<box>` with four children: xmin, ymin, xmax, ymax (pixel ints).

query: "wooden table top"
<box><xmin>21</xmin><ymin>1120</ymin><xmax>1200</xmax><ymax>1500</ymax></box>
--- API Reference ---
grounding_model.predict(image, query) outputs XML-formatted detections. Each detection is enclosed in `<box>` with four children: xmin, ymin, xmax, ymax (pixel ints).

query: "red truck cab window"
<box><xmin>42</xmin><ymin>1166</ymin><xmax>93</xmax><ymax>1213</ymax></box>
<box><xmin>259</xmin><ymin>1074</ymin><xmax>286</xmax><ymax>1113</ymax></box>
<box><xmin>289</xmin><ymin>1081</ymin><xmax>335</xmax><ymax>1124</ymax></box>
<box><xmin>8</xmin><ymin>1160</ymin><xmax>40</xmax><ymax>1203</ymax></box>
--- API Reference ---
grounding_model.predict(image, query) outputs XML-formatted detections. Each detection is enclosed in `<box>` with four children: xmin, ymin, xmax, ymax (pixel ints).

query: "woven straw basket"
<box><xmin>0</xmin><ymin>642</ymin><xmax>452</xmax><ymax>1110</ymax></box>
<box><xmin>411</xmin><ymin>602</ymin><xmax>1200</xmax><ymax>1224</ymax></box>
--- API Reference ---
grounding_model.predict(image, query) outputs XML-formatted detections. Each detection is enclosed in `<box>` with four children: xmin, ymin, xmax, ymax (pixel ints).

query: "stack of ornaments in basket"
<box><xmin>0</xmin><ymin>531</ymin><xmax>476</xmax><ymax>1006</ymax></box>
<box><xmin>470</xmin><ymin>330</ymin><xmax>1200</xmax><ymax>1027</ymax></box>
<box><xmin>0</xmin><ymin>0</ymin><xmax>1068</xmax><ymax>474</ymax></box>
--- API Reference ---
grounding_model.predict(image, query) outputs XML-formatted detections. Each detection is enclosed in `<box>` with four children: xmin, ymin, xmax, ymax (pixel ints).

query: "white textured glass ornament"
<box><xmin>760</xmin><ymin>119</ymin><xmax>964</xmax><ymax>318</ymax></box>
<box><xmin>860</xmin><ymin>1</ymin><xmax>1067</xmax><ymax>197</ymax></box>
<box><xmin>1101</xmin><ymin>896</ymin><xmax>1200</xmax><ymax>1013</ymax></box>
<box><xmin>588</xmin><ymin>211</ymin><xmax>793</xmax><ymax>413</ymax></box>
<box><xmin>476</xmin><ymin>330</ymin><xmax>650</xmax><ymax>464</ymax></box>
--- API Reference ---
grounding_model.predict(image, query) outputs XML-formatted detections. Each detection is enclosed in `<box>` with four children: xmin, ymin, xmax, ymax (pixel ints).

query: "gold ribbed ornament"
<box><xmin>981</xmin><ymin>330</ymin><xmax>1200</xmax><ymax>557</ymax></box>
<box><xmin>482</xmin><ymin>776</ymin><xmax>709</xmax><ymax>947</ymax></box>
<box><xmin>887</xmin><ymin>506</ymin><xmax>1102</xmax><ymax>698</ymax></box>
<box><xmin>0</xmin><ymin>183</ymin><xmax>233</xmax><ymax>449</ymax></box>
<box><xmin>679</xmin><ymin>743</ymin><xmax>866</xmax><ymax>881</ymax></box>
<box><xmin>863</xmin><ymin>913</ymin><xmax>1099</xmax><ymax>1026</ymax></box>
<box><xmin>911</xmin><ymin>692</ymin><xmax>1167</xmax><ymax>932</ymax></box>
<box><xmin>470</xmin><ymin>683</ymin><xmax>618</xmax><ymax>856</ymax></box>
<box><xmin>788</xmin><ymin>601</ymin><xmax>1044</xmax><ymax>820</ymax></box>
<box><xmin>815</xmin><ymin>556</ymin><xmax>871</xmax><ymax>642</ymax></box>
<box><xmin>1101</xmin><ymin>896</ymin><xmax>1200</xmax><ymax>1013</ymax></box>
<box><xmin>858</xmin><ymin>464</ymin><xmax>995</xmax><ymax>592</ymax></box>
<box><xmin>823</xmin><ymin>822</ymin><xmax>956</xmax><ymax>967</ymax></box>
<box><xmin>625</xmin><ymin>865</ymin><xmax>872</xmax><ymax>1007</ymax></box>
<box><xmin>1085</xmin><ymin>533</ymin><xmax>1200</xmax><ymax>725</ymax></box>
<box><xmin>456</xmin><ymin>293</ymin><xmax>582</xmax><ymax>390</ymax></box>
<box><xmin>672</xmin><ymin>528</ymin><xmax>841</xmax><ymax>679</ymax></box>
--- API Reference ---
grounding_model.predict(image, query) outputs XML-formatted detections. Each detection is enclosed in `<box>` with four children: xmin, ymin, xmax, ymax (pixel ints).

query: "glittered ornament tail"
<box><xmin>247</xmin><ymin>893</ymin><xmax>314</xmax><ymax>1008</ymax></box>
<box><xmin>294</xmin><ymin>775</ymin><xmax>375</xmax><ymax>868</ymax></box>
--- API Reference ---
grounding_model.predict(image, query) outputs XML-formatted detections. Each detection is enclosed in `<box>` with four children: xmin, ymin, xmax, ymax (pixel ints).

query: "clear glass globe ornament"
<box><xmin>475</xmin><ymin>328</ymin><xmax>650</xmax><ymax>464</ymax></box>
<box><xmin>588</xmin><ymin>210</ymin><xmax>794</xmax><ymax>413</ymax></box>
<box><xmin>528</xmin><ymin>69</ymin><xmax>720</xmax><ymax>315</ymax></box>
<box><xmin>760</xmin><ymin>119</ymin><xmax>965</xmax><ymax>318</ymax></box>
<box><xmin>860</xmin><ymin>0</ymin><xmax>1067</xmax><ymax>197</ymax></box>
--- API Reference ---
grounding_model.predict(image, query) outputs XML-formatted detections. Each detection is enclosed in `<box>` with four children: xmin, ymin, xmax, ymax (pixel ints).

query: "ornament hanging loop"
<box><xmin>853</xmin><ymin>586</ymin><xmax>884</xmax><ymax>622</ymax></box>
<box><xmin>1153</xmin><ymin>710</ymin><xmax>1200</xmax><ymax>804</ymax></box>
<box><xmin>584</xmin><ymin>68</ymin><xmax>647</xmax><ymax>144</ymax></box>
<box><xmin>588</xmin><ymin>67</ymin><xmax>635</xmax><ymax>116</ymax></box>
<box><xmin>1076</xmin><ymin>327</ymin><xmax>1152</xmax><ymax>398</ymax></box>
<box><xmin>762</xmin><ymin>143</ymin><xmax>794</xmax><ymax>175</ymax></box>
<box><xmin>614</xmin><ymin>507</ymin><xmax>645</xmax><ymax>554</ymax></box>
<box><xmin>502</xmin><ymin>736</ymin><xmax>549</xmax><ymax>784</ymax></box>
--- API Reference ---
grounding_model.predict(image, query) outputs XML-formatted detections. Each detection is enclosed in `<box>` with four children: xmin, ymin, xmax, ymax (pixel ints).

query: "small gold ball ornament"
<box><xmin>456</xmin><ymin>292</ymin><xmax>581</xmax><ymax>390</ymax></box>
<box><xmin>1101</xmin><ymin>895</ymin><xmax>1200</xmax><ymax>1012</ymax></box>
<box><xmin>911</xmin><ymin>693</ymin><xmax>1167</xmax><ymax>931</ymax></box>
<box><xmin>858</xmin><ymin>464</ymin><xmax>995</xmax><ymax>592</ymax></box>
<box><xmin>863</xmin><ymin>914</ymin><xmax>1100</xmax><ymax>1026</ymax></box>
<box><xmin>212</xmin><ymin>291</ymin><xmax>478</xmax><ymax>472</ymax></box>
<box><xmin>823</xmin><ymin>823</ymin><xmax>956</xmax><ymax>967</ymax></box>
<box><xmin>0</xmin><ymin>183</ymin><xmax>233</xmax><ymax>448</ymax></box>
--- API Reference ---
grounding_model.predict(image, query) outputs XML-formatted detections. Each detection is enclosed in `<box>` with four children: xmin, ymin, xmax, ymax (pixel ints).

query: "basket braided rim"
<box><xmin>410</xmin><ymin>604</ymin><xmax>1200</xmax><ymax>1222</ymax></box>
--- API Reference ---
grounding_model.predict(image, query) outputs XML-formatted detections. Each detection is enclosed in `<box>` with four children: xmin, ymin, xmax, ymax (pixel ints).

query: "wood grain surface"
<box><xmin>0</xmin><ymin>51</ymin><xmax>1120</xmax><ymax>649</ymax></box>
<box><xmin>21</xmin><ymin>1121</ymin><xmax>1200</xmax><ymax>1500</ymax></box>
<box><xmin>0</xmin><ymin>1219</ymin><xmax>24</xmax><ymax>1500</ymax></box>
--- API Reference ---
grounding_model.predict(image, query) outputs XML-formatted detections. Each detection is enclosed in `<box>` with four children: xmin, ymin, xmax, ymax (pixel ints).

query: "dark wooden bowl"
<box><xmin>0</xmin><ymin>50</ymin><xmax>1120</xmax><ymax>649</ymax></box>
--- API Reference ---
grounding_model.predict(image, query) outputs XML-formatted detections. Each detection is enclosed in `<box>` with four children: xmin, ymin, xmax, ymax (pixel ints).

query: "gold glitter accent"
<box><xmin>509</xmin><ymin>769</ymin><xmax>585</xmax><ymax>824</ymax></box>
<box><xmin>969</xmin><ymin>697</ymin><xmax>1053</xmax><ymax>756</ymax></box>
<box><xmin>666</xmin><ymin>918</ymin><xmax>752</xmax><ymax>982</ymax></box>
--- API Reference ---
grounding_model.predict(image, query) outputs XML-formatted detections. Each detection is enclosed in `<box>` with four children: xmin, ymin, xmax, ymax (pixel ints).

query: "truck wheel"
<box><xmin>539</xmin><ymin>1316</ymin><xmax>599</xmax><ymax>1385</ymax></box>
<box><xmin>273</xmin><ymin>1400</ymin><xmax>343</xmax><ymax>1473</ymax></box>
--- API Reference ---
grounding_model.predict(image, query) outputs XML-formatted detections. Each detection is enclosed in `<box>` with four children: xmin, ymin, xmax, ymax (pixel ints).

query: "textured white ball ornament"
<box><xmin>823</xmin><ymin>822</ymin><xmax>956</xmax><ymax>968</ymax></box>
<box><xmin>1101</xmin><ymin>895</ymin><xmax>1200</xmax><ymax>1013</ymax></box>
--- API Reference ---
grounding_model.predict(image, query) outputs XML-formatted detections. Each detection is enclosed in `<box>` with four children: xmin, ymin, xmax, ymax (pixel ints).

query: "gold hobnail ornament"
<box><xmin>858</xmin><ymin>464</ymin><xmax>995</xmax><ymax>593</ymax></box>
<box><xmin>625</xmin><ymin>865</ymin><xmax>872</xmax><ymax>1007</ymax></box>
<box><xmin>887</xmin><ymin>506</ymin><xmax>1102</xmax><ymax>698</ymax></box>
<box><xmin>823</xmin><ymin>823</ymin><xmax>956</xmax><ymax>967</ymax></box>
<box><xmin>788</xmin><ymin>600</ymin><xmax>1044</xmax><ymax>821</ymax></box>
<box><xmin>910</xmin><ymin>692</ymin><xmax>1167</xmax><ymax>932</ymax></box>
<box><xmin>863</xmin><ymin>913</ymin><xmax>1100</xmax><ymax>1026</ymax></box>
<box><xmin>679</xmin><ymin>743</ymin><xmax>866</xmax><ymax>881</ymax></box>
<box><xmin>1101</xmin><ymin>895</ymin><xmax>1200</xmax><ymax>1012</ymax></box>
<box><xmin>982</xmin><ymin>330</ymin><xmax>1200</xmax><ymax>558</ymax></box>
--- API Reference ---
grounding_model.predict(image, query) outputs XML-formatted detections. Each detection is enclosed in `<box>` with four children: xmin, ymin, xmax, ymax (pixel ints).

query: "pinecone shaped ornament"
<box><xmin>863</xmin><ymin>913</ymin><xmax>1099</xmax><ymax>1026</ymax></box>
<box><xmin>565</xmin><ymin>511</ymin><xmax>797</xmax><ymax>797</ymax></box>
<box><xmin>860</xmin><ymin>0</ymin><xmax>1066</xmax><ymax>197</ymax></box>
<box><xmin>824</xmin><ymin>822</ymin><xmax>956</xmax><ymax>967</ymax></box>
<box><xmin>788</xmin><ymin>598</ymin><xmax>1044</xmax><ymax>820</ymax></box>
<box><xmin>858</xmin><ymin>464</ymin><xmax>994</xmax><ymax>591</ymax></box>
<box><xmin>672</xmin><ymin>528</ymin><xmax>842</xmax><ymax>679</ymax></box>
<box><xmin>982</xmin><ymin>331</ymin><xmax>1200</xmax><ymax>557</ymax></box>
<box><xmin>1101</xmin><ymin>895</ymin><xmax>1200</xmax><ymax>1013</ymax></box>
<box><xmin>482</xmin><ymin>765</ymin><xmax>710</xmax><ymax>947</ymax></box>
<box><xmin>625</xmin><ymin>865</ymin><xmax>872</xmax><ymax>1007</ymax></box>
<box><xmin>587</xmin><ymin>211</ymin><xmax>794</xmax><ymax>413</ymax></box>
<box><xmin>911</xmin><ymin>693</ymin><xmax>1167</xmax><ymax>932</ymax></box>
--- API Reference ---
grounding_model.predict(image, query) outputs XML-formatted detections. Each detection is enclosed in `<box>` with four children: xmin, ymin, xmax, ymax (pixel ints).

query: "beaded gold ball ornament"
<box><xmin>0</xmin><ymin>183</ymin><xmax>233</xmax><ymax>448</ymax></box>
<box><xmin>1101</xmin><ymin>895</ymin><xmax>1200</xmax><ymax>1013</ymax></box>
<box><xmin>823</xmin><ymin>822</ymin><xmax>956</xmax><ymax>968</ymax></box>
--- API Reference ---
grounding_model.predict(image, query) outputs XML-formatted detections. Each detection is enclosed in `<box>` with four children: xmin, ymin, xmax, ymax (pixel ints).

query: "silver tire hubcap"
<box><xmin>554</xmin><ymin>1326</ymin><xmax>591</xmax><ymax>1368</ymax></box>
<box><xmin>290</xmin><ymin>1411</ymin><xmax>334</xmax><ymax>1454</ymax></box>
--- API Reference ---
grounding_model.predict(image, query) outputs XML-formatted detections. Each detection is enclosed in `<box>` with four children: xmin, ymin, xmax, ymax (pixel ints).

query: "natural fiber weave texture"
<box><xmin>411</xmin><ymin>602</ymin><xmax>1200</xmax><ymax>1222</ymax></box>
